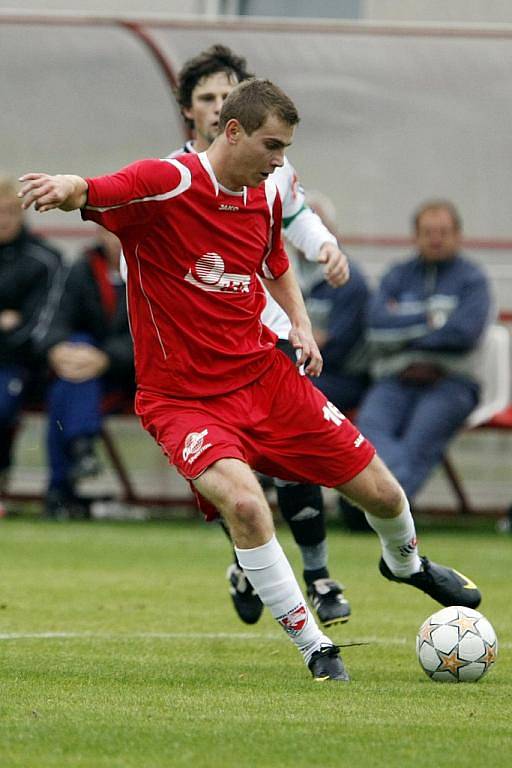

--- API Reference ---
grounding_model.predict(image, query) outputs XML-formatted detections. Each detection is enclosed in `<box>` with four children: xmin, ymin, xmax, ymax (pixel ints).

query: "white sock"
<box><xmin>235</xmin><ymin>535</ymin><xmax>332</xmax><ymax>665</ymax></box>
<box><xmin>364</xmin><ymin>495</ymin><xmax>422</xmax><ymax>577</ymax></box>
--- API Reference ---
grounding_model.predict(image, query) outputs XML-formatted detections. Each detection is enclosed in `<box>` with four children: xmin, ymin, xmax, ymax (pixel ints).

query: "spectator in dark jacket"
<box><xmin>0</xmin><ymin>176</ymin><xmax>63</xmax><ymax>496</ymax></box>
<box><xmin>356</xmin><ymin>199</ymin><xmax>492</xmax><ymax>501</ymax></box>
<box><xmin>42</xmin><ymin>227</ymin><xmax>134</xmax><ymax>518</ymax></box>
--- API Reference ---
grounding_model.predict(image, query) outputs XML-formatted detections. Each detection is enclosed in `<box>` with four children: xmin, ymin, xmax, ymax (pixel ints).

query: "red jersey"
<box><xmin>82</xmin><ymin>152</ymin><xmax>289</xmax><ymax>398</ymax></box>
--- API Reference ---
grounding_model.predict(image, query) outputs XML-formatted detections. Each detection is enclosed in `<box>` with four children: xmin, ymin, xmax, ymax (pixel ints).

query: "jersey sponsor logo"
<box><xmin>277</xmin><ymin>603</ymin><xmax>308</xmax><ymax>636</ymax></box>
<box><xmin>218</xmin><ymin>203</ymin><xmax>239</xmax><ymax>212</ymax></box>
<box><xmin>182</xmin><ymin>429</ymin><xmax>212</xmax><ymax>464</ymax></box>
<box><xmin>185</xmin><ymin>253</ymin><xmax>251</xmax><ymax>294</ymax></box>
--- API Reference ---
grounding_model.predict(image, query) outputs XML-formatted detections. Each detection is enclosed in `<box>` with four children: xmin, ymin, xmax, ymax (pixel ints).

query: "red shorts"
<box><xmin>135</xmin><ymin>350</ymin><xmax>375</xmax><ymax>517</ymax></box>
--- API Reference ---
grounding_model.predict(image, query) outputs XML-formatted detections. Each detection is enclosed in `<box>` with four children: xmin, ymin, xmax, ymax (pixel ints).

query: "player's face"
<box><xmin>184</xmin><ymin>71</ymin><xmax>239</xmax><ymax>152</ymax></box>
<box><xmin>416</xmin><ymin>208</ymin><xmax>461</xmax><ymax>262</ymax></box>
<box><xmin>233</xmin><ymin>114</ymin><xmax>294</xmax><ymax>188</ymax></box>
<box><xmin>0</xmin><ymin>193</ymin><xmax>23</xmax><ymax>244</ymax></box>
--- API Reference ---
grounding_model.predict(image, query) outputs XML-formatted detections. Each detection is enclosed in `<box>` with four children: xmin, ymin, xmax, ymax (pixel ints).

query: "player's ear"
<box><xmin>182</xmin><ymin>106</ymin><xmax>194</xmax><ymax>124</ymax></box>
<box><xmin>225</xmin><ymin>119</ymin><xmax>242</xmax><ymax>145</ymax></box>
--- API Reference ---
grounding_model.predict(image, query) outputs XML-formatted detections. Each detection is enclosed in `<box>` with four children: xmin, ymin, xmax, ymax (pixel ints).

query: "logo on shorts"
<box><xmin>277</xmin><ymin>603</ymin><xmax>308</xmax><ymax>636</ymax></box>
<box><xmin>182</xmin><ymin>429</ymin><xmax>212</xmax><ymax>464</ymax></box>
<box><xmin>354</xmin><ymin>433</ymin><xmax>364</xmax><ymax>448</ymax></box>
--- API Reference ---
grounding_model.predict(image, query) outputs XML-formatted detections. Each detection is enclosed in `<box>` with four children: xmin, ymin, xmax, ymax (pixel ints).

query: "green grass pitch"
<box><xmin>0</xmin><ymin>517</ymin><xmax>510</xmax><ymax>768</ymax></box>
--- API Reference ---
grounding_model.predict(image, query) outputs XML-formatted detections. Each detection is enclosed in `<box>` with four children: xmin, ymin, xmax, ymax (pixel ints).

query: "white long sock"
<box><xmin>364</xmin><ymin>495</ymin><xmax>422</xmax><ymax>577</ymax></box>
<box><xmin>235</xmin><ymin>535</ymin><xmax>332</xmax><ymax>665</ymax></box>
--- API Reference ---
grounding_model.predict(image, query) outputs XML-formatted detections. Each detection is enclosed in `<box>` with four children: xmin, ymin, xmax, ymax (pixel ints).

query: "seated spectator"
<box><xmin>356</xmin><ymin>199</ymin><xmax>492</xmax><ymax>502</ymax></box>
<box><xmin>42</xmin><ymin>227</ymin><xmax>135</xmax><ymax>518</ymax></box>
<box><xmin>0</xmin><ymin>176</ymin><xmax>63</xmax><ymax>502</ymax></box>
<box><xmin>292</xmin><ymin>191</ymin><xmax>371</xmax><ymax>411</ymax></box>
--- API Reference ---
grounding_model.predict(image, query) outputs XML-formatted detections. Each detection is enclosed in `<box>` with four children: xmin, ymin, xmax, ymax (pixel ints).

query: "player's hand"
<box><xmin>48</xmin><ymin>342</ymin><xmax>109</xmax><ymax>382</ymax></box>
<box><xmin>317</xmin><ymin>243</ymin><xmax>350</xmax><ymax>288</ymax></box>
<box><xmin>0</xmin><ymin>310</ymin><xmax>22</xmax><ymax>332</ymax></box>
<box><xmin>18</xmin><ymin>173</ymin><xmax>87</xmax><ymax>212</ymax></box>
<box><xmin>289</xmin><ymin>326</ymin><xmax>323</xmax><ymax>377</ymax></box>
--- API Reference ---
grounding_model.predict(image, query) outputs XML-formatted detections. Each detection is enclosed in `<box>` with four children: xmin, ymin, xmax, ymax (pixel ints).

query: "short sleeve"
<box><xmin>82</xmin><ymin>158</ymin><xmax>190</xmax><ymax>233</ymax></box>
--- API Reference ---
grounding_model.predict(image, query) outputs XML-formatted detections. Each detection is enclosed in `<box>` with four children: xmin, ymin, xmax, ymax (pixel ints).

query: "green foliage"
<box><xmin>0</xmin><ymin>519</ymin><xmax>509</xmax><ymax>768</ymax></box>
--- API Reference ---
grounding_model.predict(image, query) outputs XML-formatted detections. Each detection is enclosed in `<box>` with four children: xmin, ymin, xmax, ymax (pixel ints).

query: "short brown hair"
<box><xmin>176</xmin><ymin>44</ymin><xmax>253</xmax><ymax>129</ymax></box>
<box><xmin>413</xmin><ymin>199</ymin><xmax>462</xmax><ymax>233</ymax></box>
<box><xmin>218</xmin><ymin>78</ymin><xmax>300</xmax><ymax>135</ymax></box>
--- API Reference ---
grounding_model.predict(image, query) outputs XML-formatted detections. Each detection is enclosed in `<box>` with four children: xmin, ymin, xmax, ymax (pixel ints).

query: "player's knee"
<box><xmin>231</xmin><ymin>491</ymin><xmax>267</xmax><ymax>528</ymax></box>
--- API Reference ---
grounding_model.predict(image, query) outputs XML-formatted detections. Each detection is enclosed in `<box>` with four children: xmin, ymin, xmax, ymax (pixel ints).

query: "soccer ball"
<box><xmin>416</xmin><ymin>605</ymin><xmax>497</xmax><ymax>682</ymax></box>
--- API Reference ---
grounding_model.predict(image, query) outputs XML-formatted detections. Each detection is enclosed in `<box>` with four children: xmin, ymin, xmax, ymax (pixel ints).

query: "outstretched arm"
<box><xmin>18</xmin><ymin>173</ymin><xmax>88</xmax><ymax>213</ymax></box>
<box><xmin>262</xmin><ymin>266</ymin><xmax>323</xmax><ymax>377</ymax></box>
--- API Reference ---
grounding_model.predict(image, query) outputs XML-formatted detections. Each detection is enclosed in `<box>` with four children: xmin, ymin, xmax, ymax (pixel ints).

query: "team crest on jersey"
<box><xmin>185</xmin><ymin>252</ymin><xmax>251</xmax><ymax>294</ymax></box>
<box><xmin>277</xmin><ymin>603</ymin><xmax>308</xmax><ymax>636</ymax></box>
<box><xmin>182</xmin><ymin>429</ymin><xmax>212</xmax><ymax>464</ymax></box>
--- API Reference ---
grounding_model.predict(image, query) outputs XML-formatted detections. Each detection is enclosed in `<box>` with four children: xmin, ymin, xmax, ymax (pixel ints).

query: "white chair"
<box><xmin>439</xmin><ymin>323</ymin><xmax>511</xmax><ymax>513</ymax></box>
<box><xmin>465</xmin><ymin>324</ymin><xmax>511</xmax><ymax>428</ymax></box>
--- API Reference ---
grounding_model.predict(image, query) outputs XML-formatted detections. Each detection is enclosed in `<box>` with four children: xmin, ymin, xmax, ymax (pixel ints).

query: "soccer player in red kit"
<box><xmin>19</xmin><ymin>79</ymin><xmax>481</xmax><ymax>682</ymax></box>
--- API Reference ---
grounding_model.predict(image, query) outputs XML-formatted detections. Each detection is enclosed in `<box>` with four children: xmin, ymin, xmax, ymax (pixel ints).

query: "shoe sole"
<box><xmin>321</xmin><ymin>614</ymin><xmax>351</xmax><ymax>628</ymax></box>
<box><xmin>312</xmin><ymin>673</ymin><xmax>350</xmax><ymax>682</ymax></box>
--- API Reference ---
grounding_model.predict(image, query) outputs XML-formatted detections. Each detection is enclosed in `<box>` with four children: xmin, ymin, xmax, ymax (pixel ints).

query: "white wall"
<box><xmin>4</xmin><ymin>0</ymin><xmax>512</xmax><ymax>21</ymax></box>
<box><xmin>363</xmin><ymin>0</ymin><xmax>512</xmax><ymax>23</ymax></box>
<box><xmin>0</xmin><ymin>1</ymin><xmax>211</xmax><ymax>13</ymax></box>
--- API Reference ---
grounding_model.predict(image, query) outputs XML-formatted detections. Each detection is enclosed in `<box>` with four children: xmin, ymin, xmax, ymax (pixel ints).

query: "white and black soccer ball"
<box><xmin>416</xmin><ymin>606</ymin><xmax>497</xmax><ymax>682</ymax></box>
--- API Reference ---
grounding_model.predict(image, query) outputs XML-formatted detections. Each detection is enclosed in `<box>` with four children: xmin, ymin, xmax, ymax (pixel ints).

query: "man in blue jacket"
<box><xmin>356</xmin><ymin>200</ymin><xmax>491</xmax><ymax>503</ymax></box>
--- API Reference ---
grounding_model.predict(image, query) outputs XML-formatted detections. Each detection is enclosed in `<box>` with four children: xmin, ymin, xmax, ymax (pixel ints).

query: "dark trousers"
<box><xmin>356</xmin><ymin>374</ymin><xmax>478</xmax><ymax>499</ymax></box>
<box><xmin>0</xmin><ymin>364</ymin><xmax>27</xmax><ymax>472</ymax></box>
<box><xmin>47</xmin><ymin>375</ymin><xmax>103</xmax><ymax>491</ymax></box>
<box><xmin>46</xmin><ymin>333</ymin><xmax>107</xmax><ymax>492</ymax></box>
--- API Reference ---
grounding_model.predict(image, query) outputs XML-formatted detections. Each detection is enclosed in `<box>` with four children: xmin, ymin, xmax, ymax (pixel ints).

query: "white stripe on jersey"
<box><xmin>261</xmin><ymin>178</ymin><xmax>278</xmax><ymax>279</ymax></box>
<box><xmin>85</xmin><ymin>159</ymin><xmax>191</xmax><ymax>212</ymax></box>
<box><xmin>134</xmin><ymin>243</ymin><xmax>168</xmax><ymax>360</ymax></box>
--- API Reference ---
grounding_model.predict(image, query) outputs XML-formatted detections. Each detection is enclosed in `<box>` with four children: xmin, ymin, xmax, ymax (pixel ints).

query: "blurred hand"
<box><xmin>48</xmin><ymin>342</ymin><xmax>109</xmax><ymax>382</ymax></box>
<box><xmin>317</xmin><ymin>243</ymin><xmax>350</xmax><ymax>288</ymax></box>
<box><xmin>0</xmin><ymin>309</ymin><xmax>22</xmax><ymax>332</ymax></box>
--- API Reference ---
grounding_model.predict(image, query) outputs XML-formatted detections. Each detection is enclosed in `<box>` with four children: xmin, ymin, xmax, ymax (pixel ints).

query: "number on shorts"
<box><xmin>322</xmin><ymin>401</ymin><xmax>345</xmax><ymax>427</ymax></box>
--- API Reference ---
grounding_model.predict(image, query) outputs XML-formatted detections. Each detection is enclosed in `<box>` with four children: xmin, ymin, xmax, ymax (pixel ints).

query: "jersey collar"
<box><xmin>198</xmin><ymin>151</ymin><xmax>247</xmax><ymax>205</ymax></box>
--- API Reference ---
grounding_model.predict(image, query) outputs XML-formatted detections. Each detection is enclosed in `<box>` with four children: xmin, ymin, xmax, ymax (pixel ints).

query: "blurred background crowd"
<box><xmin>0</xmin><ymin>0</ymin><xmax>510</xmax><ymax>522</ymax></box>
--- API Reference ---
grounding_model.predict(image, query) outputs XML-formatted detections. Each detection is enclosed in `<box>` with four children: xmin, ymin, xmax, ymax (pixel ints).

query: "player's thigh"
<box><xmin>336</xmin><ymin>453</ymin><xmax>404</xmax><ymax>518</ymax></box>
<box><xmin>194</xmin><ymin>458</ymin><xmax>273</xmax><ymax>526</ymax></box>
